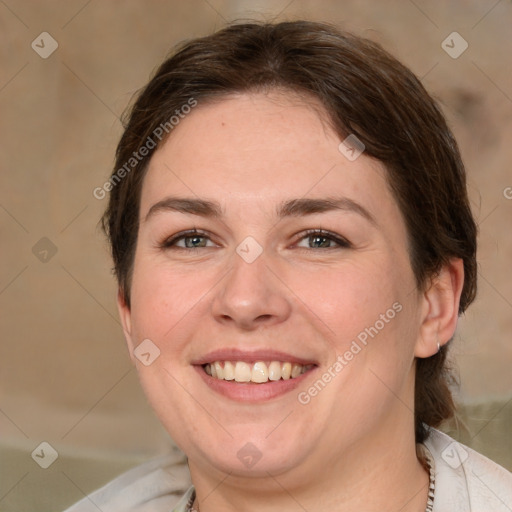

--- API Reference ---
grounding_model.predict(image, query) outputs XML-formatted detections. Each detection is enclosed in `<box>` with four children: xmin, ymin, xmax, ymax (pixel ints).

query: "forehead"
<box><xmin>140</xmin><ymin>91</ymin><xmax>394</xmax><ymax>218</ymax></box>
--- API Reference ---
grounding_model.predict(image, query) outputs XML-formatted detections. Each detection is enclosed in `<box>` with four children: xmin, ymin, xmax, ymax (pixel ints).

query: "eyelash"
<box><xmin>159</xmin><ymin>229</ymin><xmax>351</xmax><ymax>251</ymax></box>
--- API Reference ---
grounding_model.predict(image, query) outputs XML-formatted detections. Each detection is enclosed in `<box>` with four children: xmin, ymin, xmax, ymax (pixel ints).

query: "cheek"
<box><xmin>287</xmin><ymin>253</ymin><xmax>419</xmax><ymax>407</ymax></box>
<box><xmin>285</xmin><ymin>255</ymin><xmax>408</xmax><ymax>342</ymax></box>
<box><xmin>128</xmin><ymin>258</ymin><xmax>212</xmax><ymax>352</ymax></box>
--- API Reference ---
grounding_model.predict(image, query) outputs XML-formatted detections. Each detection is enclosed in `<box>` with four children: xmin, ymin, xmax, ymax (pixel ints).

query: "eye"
<box><xmin>295</xmin><ymin>229</ymin><xmax>351</xmax><ymax>249</ymax></box>
<box><xmin>159</xmin><ymin>229</ymin><xmax>350</xmax><ymax>251</ymax></box>
<box><xmin>160</xmin><ymin>230</ymin><xmax>216</xmax><ymax>250</ymax></box>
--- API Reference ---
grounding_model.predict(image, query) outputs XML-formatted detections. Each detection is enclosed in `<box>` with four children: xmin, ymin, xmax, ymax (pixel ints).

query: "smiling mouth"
<box><xmin>203</xmin><ymin>361</ymin><xmax>315</xmax><ymax>383</ymax></box>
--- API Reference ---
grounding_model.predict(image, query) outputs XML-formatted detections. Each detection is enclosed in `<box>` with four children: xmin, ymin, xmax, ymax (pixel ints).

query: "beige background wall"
<box><xmin>1</xmin><ymin>1</ymin><xmax>511</xmax><ymax>511</ymax></box>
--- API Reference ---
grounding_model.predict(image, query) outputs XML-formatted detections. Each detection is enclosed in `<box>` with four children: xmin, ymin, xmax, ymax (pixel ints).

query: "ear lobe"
<box><xmin>117</xmin><ymin>289</ymin><xmax>136</xmax><ymax>363</ymax></box>
<box><xmin>414</xmin><ymin>258</ymin><xmax>465</xmax><ymax>358</ymax></box>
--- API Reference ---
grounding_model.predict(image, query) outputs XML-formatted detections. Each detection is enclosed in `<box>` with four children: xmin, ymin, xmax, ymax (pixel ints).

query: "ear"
<box><xmin>414</xmin><ymin>258</ymin><xmax>465</xmax><ymax>358</ymax></box>
<box><xmin>117</xmin><ymin>289</ymin><xmax>136</xmax><ymax>364</ymax></box>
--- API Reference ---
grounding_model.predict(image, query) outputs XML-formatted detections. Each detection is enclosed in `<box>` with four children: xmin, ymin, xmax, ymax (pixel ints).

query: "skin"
<box><xmin>118</xmin><ymin>91</ymin><xmax>464</xmax><ymax>512</ymax></box>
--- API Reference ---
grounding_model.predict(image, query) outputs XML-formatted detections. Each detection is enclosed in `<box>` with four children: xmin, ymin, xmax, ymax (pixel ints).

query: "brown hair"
<box><xmin>102</xmin><ymin>20</ymin><xmax>477</xmax><ymax>443</ymax></box>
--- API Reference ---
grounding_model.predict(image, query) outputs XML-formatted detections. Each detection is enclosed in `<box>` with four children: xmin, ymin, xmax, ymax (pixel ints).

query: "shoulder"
<box><xmin>422</xmin><ymin>427</ymin><xmax>512</xmax><ymax>512</ymax></box>
<box><xmin>62</xmin><ymin>450</ymin><xmax>192</xmax><ymax>512</ymax></box>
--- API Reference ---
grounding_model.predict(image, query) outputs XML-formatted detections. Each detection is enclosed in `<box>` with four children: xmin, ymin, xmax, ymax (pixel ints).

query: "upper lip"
<box><xmin>191</xmin><ymin>348</ymin><xmax>318</xmax><ymax>366</ymax></box>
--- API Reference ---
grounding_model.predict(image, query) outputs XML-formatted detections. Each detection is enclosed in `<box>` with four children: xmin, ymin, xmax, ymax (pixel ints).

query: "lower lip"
<box><xmin>193</xmin><ymin>365</ymin><xmax>316</xmax><ymax>402</ymax></box>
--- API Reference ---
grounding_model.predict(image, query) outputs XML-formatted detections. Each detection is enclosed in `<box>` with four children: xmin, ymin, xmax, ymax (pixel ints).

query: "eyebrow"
<box><xmin>278</xmin><ymin>197</ymin><xmax>376</xmax><ymax>225</ymax></box>
<box><xmin>144</xmin><ymin>196</ymin><xmax>376</xmax><ymax>225</ymax></box>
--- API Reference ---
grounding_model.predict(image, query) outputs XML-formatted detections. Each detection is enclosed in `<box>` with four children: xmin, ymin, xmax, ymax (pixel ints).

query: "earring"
<box><xmin>437</xmin><ymin>342</ymin><xmax>441</xmax><ymax>353</ymax></box>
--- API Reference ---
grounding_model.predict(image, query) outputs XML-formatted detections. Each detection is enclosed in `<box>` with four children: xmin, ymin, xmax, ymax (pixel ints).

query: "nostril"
<box><xmin>255</xmin><ymin>314</ymin><xmax>272</xmax><ymax>322</ymax></box>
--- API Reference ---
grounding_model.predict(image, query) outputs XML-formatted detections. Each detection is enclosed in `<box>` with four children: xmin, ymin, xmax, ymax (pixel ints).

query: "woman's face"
<box><xmin>119</xmin><ymin>92</ymin><xmax>427</xmax><ymax>482</ymax></box>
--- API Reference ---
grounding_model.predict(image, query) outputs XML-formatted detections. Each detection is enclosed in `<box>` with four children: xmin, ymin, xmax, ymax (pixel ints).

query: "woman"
<box><xmin>67</xmin><ymin>20</ymin><xmax>512</xmax><ymax>512</ymax></box>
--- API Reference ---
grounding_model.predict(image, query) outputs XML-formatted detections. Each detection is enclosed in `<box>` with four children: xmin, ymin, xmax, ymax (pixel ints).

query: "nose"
<box><xmin>210</xmin><ymin>249</ymin><xmax>292</xmax><ymax>331</ymax></box>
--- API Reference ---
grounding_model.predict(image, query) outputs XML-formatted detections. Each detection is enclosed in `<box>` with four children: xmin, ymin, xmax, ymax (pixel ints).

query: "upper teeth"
<box><xmin>204</xmin><ymin>361</ymin><xmax>309</xmax><ymax>383</ymax></box>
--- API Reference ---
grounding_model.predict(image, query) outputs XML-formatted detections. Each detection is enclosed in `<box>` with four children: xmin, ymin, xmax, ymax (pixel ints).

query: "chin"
<box><xmin>205</xmin><ymin>449</ymin><xmax>301</xmax><ymax>478</ymax></box>
<box><xmin>200</xmin><ymin>429</ymin><xmax>310</xmax><ymax>477</ymax></box>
